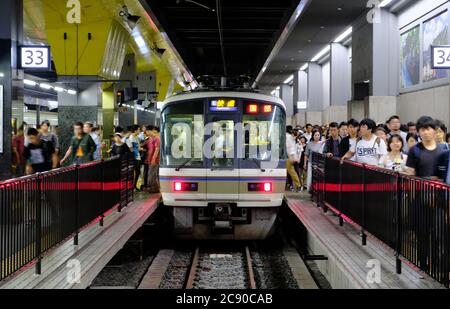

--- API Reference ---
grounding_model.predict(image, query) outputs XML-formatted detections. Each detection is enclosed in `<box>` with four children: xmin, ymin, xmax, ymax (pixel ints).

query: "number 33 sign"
<box><xmin>431</xmin><ymin>45</ymin><xmax>450</xmax><ymax>70</ymax></box>
<box><xmin>19</xmin><ymin>46</ymin><xmax>51</xmax><ymax>70</ymax></box>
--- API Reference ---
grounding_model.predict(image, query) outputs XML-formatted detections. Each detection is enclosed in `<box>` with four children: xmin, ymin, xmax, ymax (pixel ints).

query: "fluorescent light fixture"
<box><xmin>262</xmin><ymin>66</ymin><xmax>267</xmax><ymax>73</ymax></box>
<box><xmin>364</xmin><ymin>80</ymin><xmax>371</xmax><ymax>83</ymax></box>
<box><xmin>24</xmin><ymin>79</ymin><xmax>37</xmax><ymax>86</ymax></box>
<box><xmin>54</xmin><ymin>86</ymin><xmax>64</xmax><ymax>92</ymax></box>
<box><xmin>380</xmin><ymin>0</ymin><xmax>394</xmax><ymax>7</ymax></box>
<box><xmin>39</xmin><ymin>83</ymin><xmax>52</xmax><ymax>90</ymax></box>
<box><xmin>284</xmin><ymin>75</ymin><xmax>294</xmax><ymax>84</ymax></box>
<box><xmin>311</xmin><ymin>45</ymin><xmax>331</xmax><ymax>62</ymax></box>
<box><xmin>300</xmin><ymin>63</ymin><xmax>308</xmax><ymax>71</ymax></box>
<box><xmin>297</xmin><ymin>101</ymin><xmax>307</xmax><ymax>109</ymax></box>
<box><xmin>0</xmin><ymin>72</ymin><xmax>4</xmax><ymax>78</ymax></box>
<box><xmin>67</xmin><ymin>89</ymin><xmax>77</xmax><ymax>95</ymax></box>
<box><xmin>334</xmin><ymin>27</ymin><xmax>353</xmax><ymax>43</ymax></box>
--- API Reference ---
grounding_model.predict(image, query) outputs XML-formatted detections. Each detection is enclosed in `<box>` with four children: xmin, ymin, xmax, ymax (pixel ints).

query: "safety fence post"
<box><xmin>361</xmin><ymin>165</ymin><xmax>367</xmax><ymax>246</ymax></box>
<box><xmin>35</xmin><ymin>174</ymin><xmax>42</xmax><ymax>275</ymax></box>
<box><xmin>74</xmin><ymin>164</ymin><xmax>80</xmax><ymax>246</ymax></box>
<box><xmin>395</xmin><ymin>173</ymin><xmax>402</xmax><ymax>274</ymax></box>
<box><xmin>338</xmin><ymin>161</ymin><xmax>344</xmax><ymax>227</ymax></box>
<box><xmin>100</xmin><ymin>160</ymin><xmax>105</xmax><ymax>227</ymax></box>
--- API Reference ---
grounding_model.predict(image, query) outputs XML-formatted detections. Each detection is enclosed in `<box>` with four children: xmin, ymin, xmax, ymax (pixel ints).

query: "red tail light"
<box><xmin>173</xmin><ymin>182</ymin><xmax>199</xmax><ymax>192</ymax></box>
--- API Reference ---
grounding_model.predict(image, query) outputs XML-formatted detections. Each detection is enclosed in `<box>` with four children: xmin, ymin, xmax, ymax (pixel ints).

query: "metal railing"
<box><xmin>311</xmin><ymin>152</ymin><xmax>450</xmax><ymax>288</ymax></box>
<box><xmin>0</xmin><ymin>155</ymin><xmax>134</xmax><ymax>281</ymax></box>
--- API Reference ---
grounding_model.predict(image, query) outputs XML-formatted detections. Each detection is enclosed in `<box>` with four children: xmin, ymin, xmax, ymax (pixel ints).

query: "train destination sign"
<box><xmin>210</xmin><ymin>99</ymin><xmax>238</xmax><ymax>112</ymax></box>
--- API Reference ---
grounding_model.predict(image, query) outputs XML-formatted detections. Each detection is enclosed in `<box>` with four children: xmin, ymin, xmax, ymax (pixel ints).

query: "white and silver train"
<box><xmin>159</xmin><ymin>91</ymin><xmax>287</xmax><ymax>239</ymax></box>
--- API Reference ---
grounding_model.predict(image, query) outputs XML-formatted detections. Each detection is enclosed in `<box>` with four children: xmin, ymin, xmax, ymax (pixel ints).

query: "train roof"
<box><xmin>161</xmin><ymin>91</ymin><xmax>286</xmax><ymax>110</ymax></box>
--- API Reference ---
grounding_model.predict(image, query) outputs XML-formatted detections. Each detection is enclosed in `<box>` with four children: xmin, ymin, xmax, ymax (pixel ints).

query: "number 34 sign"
<box><xmin>18</xmin><ymin>46</ymin><xmax>51</xmax><ymax>70</ymax></box>
<box><xmin>431</xmin><ymin>45</ymin><xmax>450</xmax><ymax>70</ymax></box>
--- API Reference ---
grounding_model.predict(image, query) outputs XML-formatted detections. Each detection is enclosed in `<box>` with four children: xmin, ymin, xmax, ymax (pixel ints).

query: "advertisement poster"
<box><xmin>400</xmin><ymin>26</ymin><xmax>421</xmax><ymax>88</ymax></box>
<box><xmin>423</xmin><ymin>11</ymin><xmax>449</xmax><ymax>82</ymax></box>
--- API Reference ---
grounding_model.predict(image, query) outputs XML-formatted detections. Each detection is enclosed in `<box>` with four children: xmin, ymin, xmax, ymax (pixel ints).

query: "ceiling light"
<box><xmin>0</xmin><ymin>73</ymin><xmax>4</xmax><ymax>78</ymax></box>
<box><xmin>262</xmin><ymin>66</ymin><xmax>267</xmax><ymax>72</ymax></box>
<box><xmin>54</xmin><ymin>86</ymin><xmax>64</xmax><ymax>92</ymax></box>
<box><xmin>334</xmin><ymin>27</ymin><xmax>353</xmax><ymax>43</ymax></box>
<box><xmin>68</xmin><ymin>89</ymin><xmax>77</xmax><ymax>95</ymax></box>
<box><xmin>311</xmin><ymin>45</ymin><xmax>331</xmax><ymax>62</ymax></box>
<box><xmin>39</xmin><ymin>83</ymin><xmax>52</xmax><ymax>90</ymax></box>
<box><xmin>380</xmin><ymin>0</ymin><xmax>394</xmax><ymax>7</ymax></box>
<box><xmin>284</xmin><ymin>75</ymin><xmax>294</xmax><ymax>84</ymax></box>
<box><xmin>300</xmin><ymin>63</ymin><xmax>309</xmax><ymax>71</ymax></box>
<box><xmin>24</xmin><ymin>79</ymin><xmax>37</xmax><ymax>86</ymax></box>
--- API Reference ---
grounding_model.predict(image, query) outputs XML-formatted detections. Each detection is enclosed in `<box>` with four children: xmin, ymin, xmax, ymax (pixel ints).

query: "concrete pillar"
<box><xmin>58</xmin><ymin>83</ymin><xmax>101</xmax><ymax>155</ymax></box>
<box><xmin>306</xmin><ymin>63</ymin><xmax>323</xmax><ymax>125</ymax></box>
<box><xmin>293</xmin><ymin>70</ymin><xmax>308</xmax><ymax>126</ymax></box>
<box><xmin>331</xmin><ymin>43</ymin><xmax>351</xmax><ymax>106</ymax></box>
<box><xmin>280</xmin><ymin>84</ymin><xmax>294</xmax><ymax>125</ymax></box>
<box><xmin>350</xmin><ymin>10</ymin><xmax>399</xmax><ymax>122</ymax></box>
<box><xmin>0</xmin><ymin>0</ymin><xmax>23</xmax><ymax>180</ymax></box>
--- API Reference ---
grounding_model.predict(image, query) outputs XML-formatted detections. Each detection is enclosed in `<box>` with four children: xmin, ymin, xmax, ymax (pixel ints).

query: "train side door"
<box><xmin>205</xmin><ymin>115</ymin><xmax>239</xmax><ymax>201</ymax></box>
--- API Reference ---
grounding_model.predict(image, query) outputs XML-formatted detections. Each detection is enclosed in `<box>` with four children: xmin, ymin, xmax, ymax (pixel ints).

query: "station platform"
<box><xmin>285</xmin><ymin>193</ymin><xmax>445</xmax><ymax>289</ymax></box>
<box><xmin>0</xmin><ymin>194</ymin><xmax>160</xmax><ymax>289</ymax></box>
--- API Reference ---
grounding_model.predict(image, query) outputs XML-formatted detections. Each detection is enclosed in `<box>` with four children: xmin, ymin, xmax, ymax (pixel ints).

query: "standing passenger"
<box><xmin>286</xmin><ymin>126</ymin><xmax>301</xmax><ymax>192</ymax></box>
<box><xmin>61</xmin><ymin>122</ymin><xmax>97</xmax><ymax>165</ymax></box>
<box><xmin>304</xmin><ymin>130</ymin><xmax>324</xmax><ymax>192</ymax></box>
<box><xmin>341</xmin><ymin>118</ymin><xmax>387</xmax><ymax>166</ymax></box>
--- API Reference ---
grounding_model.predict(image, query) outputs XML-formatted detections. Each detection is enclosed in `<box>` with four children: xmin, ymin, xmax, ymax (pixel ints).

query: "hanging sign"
<box><xmin>18</xmin><ymin>46</ymin><xmax>51</xmax><ymax>70</ymax></box>
<box><xmin>431</xmin><ymin>45</ymin><xmax>450</xmax><ymax>69</ymax></box>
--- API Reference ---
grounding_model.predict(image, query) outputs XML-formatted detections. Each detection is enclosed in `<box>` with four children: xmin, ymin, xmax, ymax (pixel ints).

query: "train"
<box><xmin>159</xmin><ymin>90</ymin><xmax>287</xmax><ymax>239</ymax></box>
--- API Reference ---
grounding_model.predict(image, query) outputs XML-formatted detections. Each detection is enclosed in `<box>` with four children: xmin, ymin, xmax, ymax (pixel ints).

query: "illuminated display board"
<box><xmin>210</xmin><ymin>99</ymin><xmax>238</xmax><ymax>112</ymax></box>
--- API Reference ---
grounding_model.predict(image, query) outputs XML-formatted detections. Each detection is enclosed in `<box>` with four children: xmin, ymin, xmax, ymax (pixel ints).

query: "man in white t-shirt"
<box><xmin>341</xmin><ymin>118</ymin><xmax>387</xmax><ymax>166</ymax></box>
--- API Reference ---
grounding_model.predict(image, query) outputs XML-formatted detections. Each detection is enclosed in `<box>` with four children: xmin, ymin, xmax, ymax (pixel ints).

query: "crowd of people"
<box><xmin>11</xmin><ymin>121</ymin><xmax>161</xmax><ymax>193</ymax></box>
<box><xmin>286</xmin><ymin>115</ymin><xmax>450</xmax><ymax>193</ymax></box>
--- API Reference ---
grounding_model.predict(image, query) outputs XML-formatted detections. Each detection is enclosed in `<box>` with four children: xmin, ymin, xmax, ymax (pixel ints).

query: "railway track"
<box><xmin>185</xmin><ymin>245</ymin><xmax>257</xmax><ymax>289</ymax></box>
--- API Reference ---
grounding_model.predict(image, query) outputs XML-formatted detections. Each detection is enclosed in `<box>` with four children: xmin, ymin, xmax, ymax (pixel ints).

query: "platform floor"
<box><xmin>285</xmin><ymin>192</ymin><xmax>445</xmax><ymax>289</ymax></box>
<box><xmin>0</xmin><ymin>193</ymin><xmax>160</xmax><ymax>289</ymax></box>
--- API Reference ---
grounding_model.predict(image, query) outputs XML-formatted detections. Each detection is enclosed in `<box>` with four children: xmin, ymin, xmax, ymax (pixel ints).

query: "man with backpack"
<box><xmin>340</xmin><ymin>118</ymin><xmax>387</xmax><ymax>166</ymax></box>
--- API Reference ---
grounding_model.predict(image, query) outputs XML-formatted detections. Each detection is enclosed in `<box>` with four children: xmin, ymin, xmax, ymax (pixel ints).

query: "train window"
<box><xmin>242</xmin><ymin>105</ymin><xmax>285</xmax><ymax>160</ymax></box>
<box><xmin>211</xmin><ymin>120</ymin><xmax>235</xmax><ymax>168</ymax></box>
<box><xmin>161</xmin><ymin>101</ymin><xmax>204</xmax><ymax>168</ymax></box>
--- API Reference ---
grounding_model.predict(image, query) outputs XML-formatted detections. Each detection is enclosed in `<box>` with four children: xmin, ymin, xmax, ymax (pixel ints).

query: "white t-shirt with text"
<box><xmin>350</xmin><ymin>135</ymin><xmax>388</xmax><ymax>166</ymax></box>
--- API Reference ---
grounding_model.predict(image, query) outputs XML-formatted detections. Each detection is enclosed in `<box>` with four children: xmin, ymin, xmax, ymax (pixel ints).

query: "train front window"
<box><xmin>243</xmin><ymin>105</ymin><xmax>285</xmax><ymax>160</ymax></box>
<box><xmin>161</xmin><ymin>101</ymin><xmax>204</xmax><ymax>168</ymax></box>
<box><xmin>211</xmin><ymin>120</ymin><xmax>235</xmax><ymax>168</ymax></box>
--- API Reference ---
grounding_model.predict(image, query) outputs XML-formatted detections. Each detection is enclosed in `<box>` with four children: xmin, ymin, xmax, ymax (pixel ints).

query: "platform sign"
<box><xmin>0</xmin><ymin>85</ymin><xmax>3</xmax><ymax>153</ymax></box>
<box><xmin>431</xmin><ymin>45</ymin><xmax>450</xmax><ymax>69</ymax></box>
<box><xmin>210</xmin><ymin>99</ymin><xmax>238</xmax><ymax>112</ymax></box>
<box><xmin>19</xmin><ymin>46</ymin><xmax>51</xmax><ymax>70</ymax></box>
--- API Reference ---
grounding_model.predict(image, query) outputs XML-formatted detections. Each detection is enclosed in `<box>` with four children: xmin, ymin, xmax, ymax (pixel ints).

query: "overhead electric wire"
<box><xmin>216</xmin><ymin>0</ymin><xmax>227</xmax><ymax>77</ymax></box>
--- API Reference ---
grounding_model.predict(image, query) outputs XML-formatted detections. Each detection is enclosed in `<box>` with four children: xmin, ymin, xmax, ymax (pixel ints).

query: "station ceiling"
<box><xmin>258</xmin><ymin>0</ymin><xmax>370</xmax><ymax>89</ymax></box>
<box><xmin>144</xmin><ymin>0</ymin><xmax>299</xmax><ymax>80</ymax></box>
<box><xmin>144</xmin><ymin>0</ymin><xmax>371</xmax><ymax>90</ymax></box>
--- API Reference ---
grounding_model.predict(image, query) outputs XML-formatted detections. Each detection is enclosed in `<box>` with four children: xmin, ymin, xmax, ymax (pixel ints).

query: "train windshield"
<box><xmin>243</xmin><ymin>105</ymin><xmax>286</xmax><ymax>161</ymax></box>
<box><xmin>161</xmin><ymin>101</ymin><xmax>204</xmax><ymax>168</ymax></box>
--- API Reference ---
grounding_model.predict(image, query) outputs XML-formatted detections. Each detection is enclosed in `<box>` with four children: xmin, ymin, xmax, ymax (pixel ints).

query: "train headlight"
<box><xmin>173</xmin><ymin>182</ymin><xmax>199</xmax><ymax>192</ymax></box>
<box><xmin>248</xmin><ymin>182</ymin><xmax>273</xmax><ymax>192</ymax></box>
<box><xmin>264</xmin><ymin>182</ymin><xmax>272</xmax><ymax>192</ymax></box>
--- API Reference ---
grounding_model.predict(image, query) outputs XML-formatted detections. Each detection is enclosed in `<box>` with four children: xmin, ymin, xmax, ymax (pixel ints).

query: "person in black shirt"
<box><xmin>111</xmin><ymin>133</ymin><xmax>131</xmax><ymax>159</ymax></box>
<box><xmin>24</xmin><ymin>128</ymin><xmax>57</xmax><ymax>174</ymax></box>
<box><xmin>406</xmin><ymin>116</ymin><xmax>443</xmax><ymax>179</ymax></box>
<box><xmin>323</xmin><ymin>122</ymin><xmax>347</xmax><ymax>158</ymax></box>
